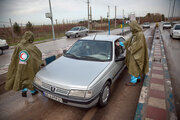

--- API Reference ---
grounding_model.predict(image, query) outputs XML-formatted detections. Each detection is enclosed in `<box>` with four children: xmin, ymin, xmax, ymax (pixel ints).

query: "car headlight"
<box><xmin>34</xmin><ymin>77</ymin><xmax>42</xmax><ymax>86</ymax></box>
<box><xmin>174</xmin><ymin>31</ymin><xmax>179</xmax><ymax>34</ymax></box>
<box><xmin>69</xmin><ymin>90</ymin><xmax>92</xmax><ymax>98</ymax></box>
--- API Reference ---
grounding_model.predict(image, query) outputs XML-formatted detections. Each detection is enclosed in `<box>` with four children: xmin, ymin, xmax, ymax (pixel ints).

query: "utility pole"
<box><xmin>168</xmin><ymin>0</ymin><xmax>172</xmax><ymax>21</ymax></box>
<box><xmin>90</xmin><ymin>6</ymin><xmax>92</xmax><ymax>22</ymax></box>
<box><xmin>171</xmin><ymin>0</ymin><xmax>176</xmax><ymax>22</ymax></box>
<box><xmin>9</xmin><ymin>18</ymin><xmax>15</xmax><ymax>42</ymax></box>
<box><xmin>115</xmin><ymin>6</ymin><xmax>117</xmax><ymax>28</ymax></box>
<box><xmin>122</xmin><ymin>9</ymin><xmax>124</xmax><ymax>33</ymax></box>
<box><xmin>90</xmin><ymin>6</ymin><xmax>92</xmax><ymax>29</ymax></box>
<box><xmin>100</xmin><ymin>16</ymin><xmax>103</xmax><ymax>30</ymax></box>
<box><xmin>108</xmin><ymin>6</ymin><xmax>110</xmax><ymax>35</ymax></box>
<box><xmin>49</xmin><ymin>0</ymin><xmax>55</xmax><ymax>40</ymax></box>
<box><xmin>55</xmin><ymin>19</ymin><xmax>57</xmax><ymax>25</ymax></box>
<box><xmin>87</xmin><ymin>0</ymin><xmax>90</xmax><ymax>30</ymax></box>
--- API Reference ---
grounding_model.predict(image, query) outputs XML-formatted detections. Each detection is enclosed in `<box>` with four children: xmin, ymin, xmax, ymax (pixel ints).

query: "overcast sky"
<box><xmin>0</xmin><ymin>0</ymin><xmax>180</xmax><ymax>26</ymax></box>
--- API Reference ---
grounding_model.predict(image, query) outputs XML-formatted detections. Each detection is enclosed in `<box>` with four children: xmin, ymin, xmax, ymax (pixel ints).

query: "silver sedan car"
<box><xmin>65</xmin><ymin>26</ymin><xmax>89</xmax><ymax>38</ymax></box>
<box><xmin>33</xmin><ymin>35</ymin><xmax>126</xmax><ymax>108</ymax></box>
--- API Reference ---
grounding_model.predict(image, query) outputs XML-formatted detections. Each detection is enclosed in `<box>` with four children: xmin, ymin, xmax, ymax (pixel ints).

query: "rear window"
<box><xmin>175</xmin><ymin>25</ymin><xmax>180</xmax><ymax>30</ymax></box>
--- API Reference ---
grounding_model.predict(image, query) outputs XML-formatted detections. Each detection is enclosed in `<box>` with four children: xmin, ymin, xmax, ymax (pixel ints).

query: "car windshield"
<box><xmin>64</xmin><ymin>40</ymin><xmax>112</xmax><ymax>61</ymax></box>
<box><xmin>164</xmin><ymin>23</ymin><xmax>170</xmax><ymax>25</ymax></box>
<box><xmin>144</xmin><ymin>22</ymin><xmax>149</xmax><ymax>25</ymax></box>
<box><xmin>70</xmin><ymin>27</ymin><xmax>80</xmax><ymax>31</ymax></box>
<box><xmin>175</xmin><ymin>25</ymin><xmax>180</xmax><ymax>30</ymax></box>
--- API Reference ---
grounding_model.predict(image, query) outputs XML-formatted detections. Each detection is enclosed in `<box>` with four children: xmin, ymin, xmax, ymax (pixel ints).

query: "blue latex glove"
<box><xmin>119</xmin><ymin>42</ymin><xmax>124</xmax><ymax>47</ymax></box>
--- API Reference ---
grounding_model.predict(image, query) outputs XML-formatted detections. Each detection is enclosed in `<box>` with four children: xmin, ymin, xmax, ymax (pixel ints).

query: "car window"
<box><xmin>70</xmin><ymin>27</ymin><xmax>80</xmax><ymax>31</ymax></box>
<box><xmin>80</xmin><ymin>27</ymin><xmax>83</xmax><ymax>30</ymax></box>
<box><xmin>144</xmin><ymin>22</ymin><xmax>149</xmax><ymax>25</ymax></box>
<box><xmin>115</xmin><ymin>38</ymin><xmax>125</xmax><ymax>59</ymax></box>
<box><xmin>164</xmin><ymin>23</ymin><xmax>171</xmax><ymax>25</ymax></box>
<box><xmin>175</xmin><ymin>25</ymin><xmax>180</xmax><ymax>30</ymax></box>
<box><xmin>65</xmin><ymin>40</ymin><xmax>112</xmax><ymax>61</ymax></box>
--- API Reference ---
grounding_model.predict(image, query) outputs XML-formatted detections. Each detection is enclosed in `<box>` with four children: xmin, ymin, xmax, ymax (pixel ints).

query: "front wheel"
<box><xmin>85</xmin><ymin>32</ymin><xmax>88</xmax><ymax>36</ymax></box>
<box><xmin>172</xmin><ymin>34</ymin><xmax>175</xmax><ymax>39</ymax></box>
<box><xmin>75</xmin><ymin>34</ymin><xmax>79</xmax><ymax>38</ymax></box>
<box><xmin>98</xmin><ymin>81</ymin><xmax>110</xmax><ymax>107</ymax></box>
<box><xmin>0</xmin><ymin>49</ymin><xmax>3</xmax><ymax>55</ymax></box>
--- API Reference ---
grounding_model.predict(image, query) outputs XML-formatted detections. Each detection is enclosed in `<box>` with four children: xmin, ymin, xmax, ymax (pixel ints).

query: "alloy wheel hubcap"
<box><xmin>102</xmin><ymin>86</ymin><xmax>110</xmax><ymax>103</ymax></box>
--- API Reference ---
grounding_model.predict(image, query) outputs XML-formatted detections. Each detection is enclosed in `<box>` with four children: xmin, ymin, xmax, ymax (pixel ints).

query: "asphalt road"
<box><xmin>0</xmin><ymin>27</ymin><xmax>154</xmax><ymax>120</ymax></box>
<box><xmin>160</xmin><ymin>26</ymin><xmax>180</xmax><ymax>118</ymax></box>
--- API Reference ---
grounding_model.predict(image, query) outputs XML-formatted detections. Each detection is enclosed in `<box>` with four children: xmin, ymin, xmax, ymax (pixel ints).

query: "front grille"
<box><xmin>42</xmin><ymin>82</ymin><xmax>69</xmax><ymax>96</ymax></box>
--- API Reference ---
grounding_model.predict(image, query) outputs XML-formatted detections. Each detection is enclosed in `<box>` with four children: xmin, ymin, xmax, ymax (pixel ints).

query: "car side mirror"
<box><xmin>115</xmin><ymin>55</ymin><xmax>125</xmax><ymax>62</ymax></box>
<box><xmin>63</xmin><ymin>50</ymin><xmax>67</xmax><ymax>54</ymax></box>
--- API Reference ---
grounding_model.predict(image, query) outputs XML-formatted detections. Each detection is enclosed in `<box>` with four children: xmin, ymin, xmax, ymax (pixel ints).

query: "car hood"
<box><xmin>0</xmin><ymin>39</ymin><xmax>8</xmax><ymax>46</ymax></box>
<box><xmin>36</xmin><ymin>56</ymin><xmax>110</xmax><ymax>89</ymax></box>
<box><xmin>173</xmin><ymin>30</ymin><xmax>180</xmax><ymax>32</ymax></box>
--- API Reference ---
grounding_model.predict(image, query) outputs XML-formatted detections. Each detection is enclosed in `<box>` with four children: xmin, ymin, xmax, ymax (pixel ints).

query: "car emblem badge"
<box><xmin>51</xmin><ymin>87</ymin><xmax>56</xmax><ymax>92</ymax></box>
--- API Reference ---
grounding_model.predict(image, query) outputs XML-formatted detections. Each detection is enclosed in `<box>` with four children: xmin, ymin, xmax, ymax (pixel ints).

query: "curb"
<box><xmin>134</xmin><ymin>28</ymin><xmax>177</xmax><ymax>120</ymax></box>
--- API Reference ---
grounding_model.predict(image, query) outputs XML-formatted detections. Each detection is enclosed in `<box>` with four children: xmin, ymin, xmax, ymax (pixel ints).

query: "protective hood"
<box><xmin>129</xmin><ymin>21</ymin><xmax>142</xmax><ymax>35</ymax></box>
<box><xmin>20</xmin><ymin>31</ymin><xmax>34</xmax><ymax>45</ymax></box>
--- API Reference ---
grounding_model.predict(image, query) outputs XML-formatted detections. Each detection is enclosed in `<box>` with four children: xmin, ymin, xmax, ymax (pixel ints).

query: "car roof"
<box><xmin>174</xmin><ymin>24</ymin><xmax>180</xmax><ymax>26</ymax></box>
<box><xmin>80</xmin><ymin>35</ymin><xmax>122</xmax><ymax>42</ymax></box>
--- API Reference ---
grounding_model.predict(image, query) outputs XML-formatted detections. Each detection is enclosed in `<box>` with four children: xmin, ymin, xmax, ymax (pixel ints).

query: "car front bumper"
<box><xmin>0</xmin><ymin>45</ymin><xmax>9</xmax><ymax>50</ymax></box>
<box><xmin>163</xmin><ymin>26</ymin><xmax>171</xmax><ymax>29</ymax></box>
<box><xmin>173</xmin><ymin>34</ymin><xmax>180</xmax><ymax>38</ymax></box>
<box><xmin>33</xmin><ymin>83</ymin><xmax>99</xmax><ymax>108</ymax></box>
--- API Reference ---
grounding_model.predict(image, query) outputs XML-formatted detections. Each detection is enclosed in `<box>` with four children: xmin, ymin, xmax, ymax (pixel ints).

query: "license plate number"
<box><xmin>44</xmin><ymin>92</ymin><xmax>63</xmax><ymax>103</ymax></box>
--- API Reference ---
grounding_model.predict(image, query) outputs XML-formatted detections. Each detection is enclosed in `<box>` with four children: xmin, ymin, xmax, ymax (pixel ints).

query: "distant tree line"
<box><xmin>139</xmin><ymin>13</ymin><xmax>165</xmax><ymax>23</ymax></box>
<box><xmin>13</xmin><ymin>21</ymin><xmax>33</xmax><ymax>35</ymax></box>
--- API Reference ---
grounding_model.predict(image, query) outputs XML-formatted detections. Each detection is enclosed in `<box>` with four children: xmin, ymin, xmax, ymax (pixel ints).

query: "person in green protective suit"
<box><xmin>5</xmin><ymin>31</ymin><xmax>43</xmax><ymax>97</ymax></box>
<box><xmin>116</xmin><ymin>21</ymin><xmax>149</xmax><ymax>86</ymax></box>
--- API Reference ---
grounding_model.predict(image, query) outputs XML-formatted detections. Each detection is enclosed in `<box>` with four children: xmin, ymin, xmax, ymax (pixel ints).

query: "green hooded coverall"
<box><xmin>5</xmin><ymin>31</ymin><xmax>43</xmax><ymax>91</ymax></box>
<box><xmin>123</xmin><ymin>21</ymin><xmax>149</xmax><ymax>78</ymax></box>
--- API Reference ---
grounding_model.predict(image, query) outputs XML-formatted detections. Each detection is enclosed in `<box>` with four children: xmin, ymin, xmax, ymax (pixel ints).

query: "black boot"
<box><xmin>22</xmin><ymin>91</ymin><xmax>27</xmax><ymax>97</ymax></box>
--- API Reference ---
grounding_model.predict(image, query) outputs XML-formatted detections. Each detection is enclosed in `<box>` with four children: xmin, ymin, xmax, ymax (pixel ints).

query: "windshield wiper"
<box><xmin>64</xmin><ymin>53</ymin><xmax>80</xmax><ymax>59</ymax></box>
<box><xmin>80</xmin><ymin>56</ymin><xmax>103</xmax><ymax>61</ymax></box>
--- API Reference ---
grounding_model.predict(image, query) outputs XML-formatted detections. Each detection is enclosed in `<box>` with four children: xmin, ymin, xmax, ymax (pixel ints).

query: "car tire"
<box><xmin>0</xmin><ymin>49</ymin><xmax>3</xmax><ymax>55</ymax></box>
<box><xmin>85</xmin><ymin>32</ymin><xmax>88</xmax><ymax>36</ymax></box>
<box><xmin>172</xmin><ymin>34</ymin><xmax>174</xmax><ymax>39</ymax></box>
<box><xmin>75</xmin><ymin>34</ymin><xmax>78</xmax><ymax>38</ymax></box>
<box><xmin>98</xmin><ymin>81</ymin><xmax>110</xmax><ymax>107</ymax></box>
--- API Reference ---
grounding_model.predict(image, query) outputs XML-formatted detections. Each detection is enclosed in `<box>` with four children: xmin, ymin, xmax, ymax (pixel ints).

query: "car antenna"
<box><xmin>93</xmin><ymin>33</ymin><xmax>97</xmax><ymax>40</ymax></box>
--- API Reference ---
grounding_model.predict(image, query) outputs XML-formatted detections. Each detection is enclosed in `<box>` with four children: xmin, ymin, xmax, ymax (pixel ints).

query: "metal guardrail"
<box><xmin>116</xmin><ymin>30</ymin><xmax>131</xmax><ymax>36</ymax></box>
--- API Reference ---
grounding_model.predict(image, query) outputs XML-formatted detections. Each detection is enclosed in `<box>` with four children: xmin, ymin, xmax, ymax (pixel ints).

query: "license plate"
<box><xmin>44</xmin><ymin>92</ymin><xmax>63</xmax><ymax>103</ymax></box>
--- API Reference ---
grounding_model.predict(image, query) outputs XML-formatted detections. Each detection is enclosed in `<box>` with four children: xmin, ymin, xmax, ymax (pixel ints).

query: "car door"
<box><xmin>81</xmin><ymin>27</ymin><xmax>86</xmax><ymax>36</ymax></box>
<box><xmin>79</xmin><ymin>27</ymin><xmax>84</xmax><ymax>36</ymax></box>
